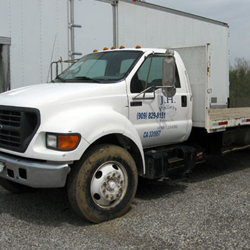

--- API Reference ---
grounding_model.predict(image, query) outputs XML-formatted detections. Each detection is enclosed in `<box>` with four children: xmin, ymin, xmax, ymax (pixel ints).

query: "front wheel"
<box><xmin>67</xmin><ymin>144</ymin><xmax>138</xmax><ymax>223</ymax></box>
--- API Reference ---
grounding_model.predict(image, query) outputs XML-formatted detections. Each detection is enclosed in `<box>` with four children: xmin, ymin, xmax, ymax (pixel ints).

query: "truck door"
<box><xmin>128</xmin><ymin>54</ymin><xmax>192</xmax><ymax>148</ymax></box>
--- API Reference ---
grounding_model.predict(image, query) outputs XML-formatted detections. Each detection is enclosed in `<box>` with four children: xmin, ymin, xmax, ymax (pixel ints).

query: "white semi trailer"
<box><xmin>1</xmin><ymin>0</ymin><xmax>228</xmax><ymax>100</ymax></box>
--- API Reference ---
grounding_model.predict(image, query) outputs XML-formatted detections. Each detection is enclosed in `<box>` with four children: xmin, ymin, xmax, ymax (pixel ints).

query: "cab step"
<box><xmin>144</xmin><ymin>145</ymin><xmax>197</xmax><ymax>180</ymax></box>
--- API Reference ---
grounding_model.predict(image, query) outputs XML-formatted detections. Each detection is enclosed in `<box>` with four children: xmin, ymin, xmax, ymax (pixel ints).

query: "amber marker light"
<box><xmin>103</xmin><ymin>47</ymin><xmax>109</xmax><ymax>50</ymax></box>
<box><xmin>119</xmin><ymin>45</ymin><xmax>125</xmax><ymax>49</ymax></box>
<box><xmin>135</xmin><ymin>45</ymin><xmax>141</xmax><ymax>49</ymax></box>
<box><xmin>93</xmin><ymin>49</ymin><xmax>98</xmax><ymax>52</ymax></box>
<box><xmin>111</xmin><ymin>46</ymin><xmax>116</xmax><ymax>50</ymax></box>
<box><xmin>58</xmin><ymin>135</ymin><xmax>80</xmax><ymax>150</ymax></box>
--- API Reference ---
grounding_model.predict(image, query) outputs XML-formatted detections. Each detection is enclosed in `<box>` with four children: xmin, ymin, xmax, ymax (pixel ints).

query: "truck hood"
<box><xmin>0</xmin><ymin>83</ymin><xmax>125</xmax><ymax>109</ymax></box>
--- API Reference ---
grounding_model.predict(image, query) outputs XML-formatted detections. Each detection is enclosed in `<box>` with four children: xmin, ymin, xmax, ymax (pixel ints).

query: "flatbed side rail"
<box><xmin>208</xmin><ymin>107</ymin><xmax>250</xmax><ymax>132</ymax></box>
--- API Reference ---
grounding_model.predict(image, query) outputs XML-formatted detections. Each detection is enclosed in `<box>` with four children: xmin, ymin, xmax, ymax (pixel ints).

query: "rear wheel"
<box><xmin>67</xmin><ymin>144</ymin><xmax>138</xmax><ymax>223</ymax></box>
<box><xmin>0</xmin><ymin>178</ymin><xmax>33</xmax><ymax>194</ymax></box>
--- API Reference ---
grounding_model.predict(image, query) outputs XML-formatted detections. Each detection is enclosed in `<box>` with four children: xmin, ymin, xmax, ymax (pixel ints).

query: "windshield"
<box><xmin>55</xmin><ymin>50</ymin><xmax>143</xmax><ymax>83</ymax></box>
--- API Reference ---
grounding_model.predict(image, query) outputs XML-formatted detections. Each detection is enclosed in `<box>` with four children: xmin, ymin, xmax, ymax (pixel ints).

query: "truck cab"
<box><xmin>0</xmin><ymin>47</ymin><xmax>195</xmax><ymax>223</ymax></box>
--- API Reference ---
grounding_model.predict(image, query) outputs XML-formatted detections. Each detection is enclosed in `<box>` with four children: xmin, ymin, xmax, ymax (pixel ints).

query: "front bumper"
<box><xmin>0</xmin><ymin>152</ymin><xmax>71</xmax><ymax>188</ymax></box>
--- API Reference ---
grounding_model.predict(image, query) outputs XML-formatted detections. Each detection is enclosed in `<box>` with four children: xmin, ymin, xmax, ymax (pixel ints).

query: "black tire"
<box><xmin>0</xmin><ymin>177</ymin><xmax>33</xmax><ymax>194</ymax></box>
<box><xmin>67</xmin><ymin>144</ymin><xmax>138</xmax><ymax>223</ymax></box>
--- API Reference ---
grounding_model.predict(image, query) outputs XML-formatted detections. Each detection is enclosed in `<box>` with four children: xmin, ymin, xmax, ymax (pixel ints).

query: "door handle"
<box><xmin>130</xmin><ymin>101</ymin><xmax>142</xmax><ymax>107</ymax></box>
<box><xmin>181</xmin><ymin>96</ymin><xmax>187</xmax><ymax>107</ymax></box>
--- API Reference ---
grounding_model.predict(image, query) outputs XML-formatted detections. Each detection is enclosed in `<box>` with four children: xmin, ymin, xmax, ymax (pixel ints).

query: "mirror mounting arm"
<box><xmin>132</xmin><ymin>86</ymin><xmax>162</xmax><ymax>100</ymax></box>
<box><xmin>132</xmin><ymin>85</ymin><xmax>176</xmax><ymax>100</ymax></box>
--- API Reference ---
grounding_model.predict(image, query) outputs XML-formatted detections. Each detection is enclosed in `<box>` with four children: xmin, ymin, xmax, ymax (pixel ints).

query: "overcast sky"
<box><xmin>146</xmin><ymin>0</ymin><xmax>250</xmax><ymax>66</ymax></box>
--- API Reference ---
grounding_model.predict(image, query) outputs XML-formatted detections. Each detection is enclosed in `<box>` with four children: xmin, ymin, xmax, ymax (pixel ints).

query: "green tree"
<box><xmin>229</xmin><ymin>58</ymin><xmax>250</xmax><ymax>107</ymax></box>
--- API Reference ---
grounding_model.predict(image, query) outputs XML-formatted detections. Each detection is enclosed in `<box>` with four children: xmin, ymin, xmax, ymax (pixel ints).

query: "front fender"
<box><xmin>79</xmin><ymin>107</ymin><xmax>145</xmax><ymax>174</ymax></box>
<box><xmin>28</xmin><ymin>107</ymin><xmax>145</xmax><ymax>173</ymax></box>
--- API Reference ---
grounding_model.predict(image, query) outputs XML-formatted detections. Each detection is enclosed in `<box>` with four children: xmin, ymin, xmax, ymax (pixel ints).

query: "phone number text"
<box><xmin>137</xmin><ymin>112</ymin><xmax>166</xmax><ymax>120</ymax></box>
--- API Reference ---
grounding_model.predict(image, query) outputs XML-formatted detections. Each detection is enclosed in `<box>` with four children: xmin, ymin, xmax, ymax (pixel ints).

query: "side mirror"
<box><xmin>162</xmin><ymin>51</ymin><xmax>176</xmax><ymax>97</ymax></box>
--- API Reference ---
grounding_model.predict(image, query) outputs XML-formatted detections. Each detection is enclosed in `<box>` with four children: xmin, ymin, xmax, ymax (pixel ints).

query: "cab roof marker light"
<box><xmin>119</xmin><ymin>45</ymin><xmax>125</xmax><ymax>49</ymax></box>
<box><xmin>111</xmin><ymin>46</ymin><xmax>116</xmax><ymax>50</ymax></box>
<box><xmin>103</xmin><ymin>47</ymin><xmax>109</xmax><ymax>51</ymax></box>
<box><xmin>165</xmin><ymin>49</ymin><xmax>175</xmax><ymax>56</ymax></box>
<box><xmin>135</xmin><ymin>45</ymin><xmax>141</xmax><ymax>49</ymax></box>
<box><xmin>93</xmin><ymin>49</ymin><xmax>98</xmax><ymax>53</ymax></box>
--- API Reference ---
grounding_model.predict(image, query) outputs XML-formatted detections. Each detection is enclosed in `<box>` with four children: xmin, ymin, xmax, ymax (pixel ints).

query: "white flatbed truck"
<box><xmin>0</xmin><ymin>45</ymin><xmax>250</xmax><ymax>223</ymax></box>
<box><xmin>1</xmin><ymin>0</ymin><xmax>250</xmax><ymax>223</ymax></box>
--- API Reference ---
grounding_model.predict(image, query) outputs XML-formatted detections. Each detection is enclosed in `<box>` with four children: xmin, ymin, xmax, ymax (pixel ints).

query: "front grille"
<box><xmin>0</xmin><ymin>106</ymin><xmax>40</xmax><ymax>152</ymax></box>
<box><xmin>0</xmin><ymin>110</ymin><xmax>21</xmax><ymax>127</ymax></box>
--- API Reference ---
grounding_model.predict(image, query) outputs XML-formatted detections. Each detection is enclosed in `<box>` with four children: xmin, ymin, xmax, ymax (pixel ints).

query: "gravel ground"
<box><xmin>1</xmin><ymin>150</ymin><xmax>250</xmax><ymax>250</ymax></box>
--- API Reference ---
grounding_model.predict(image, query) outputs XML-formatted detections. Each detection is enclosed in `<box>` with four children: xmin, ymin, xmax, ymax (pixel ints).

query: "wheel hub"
<box><xmin>91</xmin><ymin>161</ymin><xmax>128</xmax><ymax>208</ymax></box>
<box><xmin>107</xmin><ymin>180</ymin><xmax>116</xmax><ymax>191</ymax></box>
<box><xmin>101</xmin><ymin>171</ymin><xmax>123</xmax><ymax>202</ymax></box>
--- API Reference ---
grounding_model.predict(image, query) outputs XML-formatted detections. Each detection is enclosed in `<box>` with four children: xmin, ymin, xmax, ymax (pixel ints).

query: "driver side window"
<box><xmin>130</xmin><ymin>55</ymin><xmax>180</xmax><ymax>93</ymax></box>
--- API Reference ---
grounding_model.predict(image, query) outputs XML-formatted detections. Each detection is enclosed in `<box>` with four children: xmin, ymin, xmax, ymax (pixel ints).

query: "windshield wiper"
<box><xmin>73</xmin><ymin>76</ymin><xmax>101</xmax><ymax>83</ymax></box>
<box><xmin>55</xmin><ymin>75</ymin><xmax>66</xmax><ymax>82</ymax></box>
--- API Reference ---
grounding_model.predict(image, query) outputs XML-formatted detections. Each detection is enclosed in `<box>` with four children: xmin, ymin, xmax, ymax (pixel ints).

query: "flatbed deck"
<box><xmin>209</xmin><ymin>107</ymin><xmax>250</xmax><ymax>120</ymax></box>
<box><xmin>208</xmin><ymin>107</ymin><xmax>250</xmax><ymax>131</ymax></box>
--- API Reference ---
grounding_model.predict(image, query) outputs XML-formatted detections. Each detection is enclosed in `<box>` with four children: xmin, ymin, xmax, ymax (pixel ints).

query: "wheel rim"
<box><xmin>90</xmin><ymin>161</ymin><xmax>128</xmax><ymax>209</ymax></box>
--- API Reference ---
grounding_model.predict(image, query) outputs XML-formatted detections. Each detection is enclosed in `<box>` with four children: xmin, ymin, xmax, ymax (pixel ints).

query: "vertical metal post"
<box><xmin>112</xmin><ymin>0</ymin><xmax>118</xmax><ymax>48</ymax></box>
<box><xmin>70</xmin><ymin>0</ymin><xmax>75</xmax><ymax>60</ymax></box>
<box><xmin>69</xmin><ymin>0</ymin><xmax>82</xmax><ymax>61</ymax></box>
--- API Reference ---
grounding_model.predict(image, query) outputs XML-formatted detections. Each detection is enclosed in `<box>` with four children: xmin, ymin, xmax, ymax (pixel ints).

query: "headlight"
<box><xmin>46</xmin><ymin>133</ymin><xmax>80</xmax><ymax>151</ymax></box>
